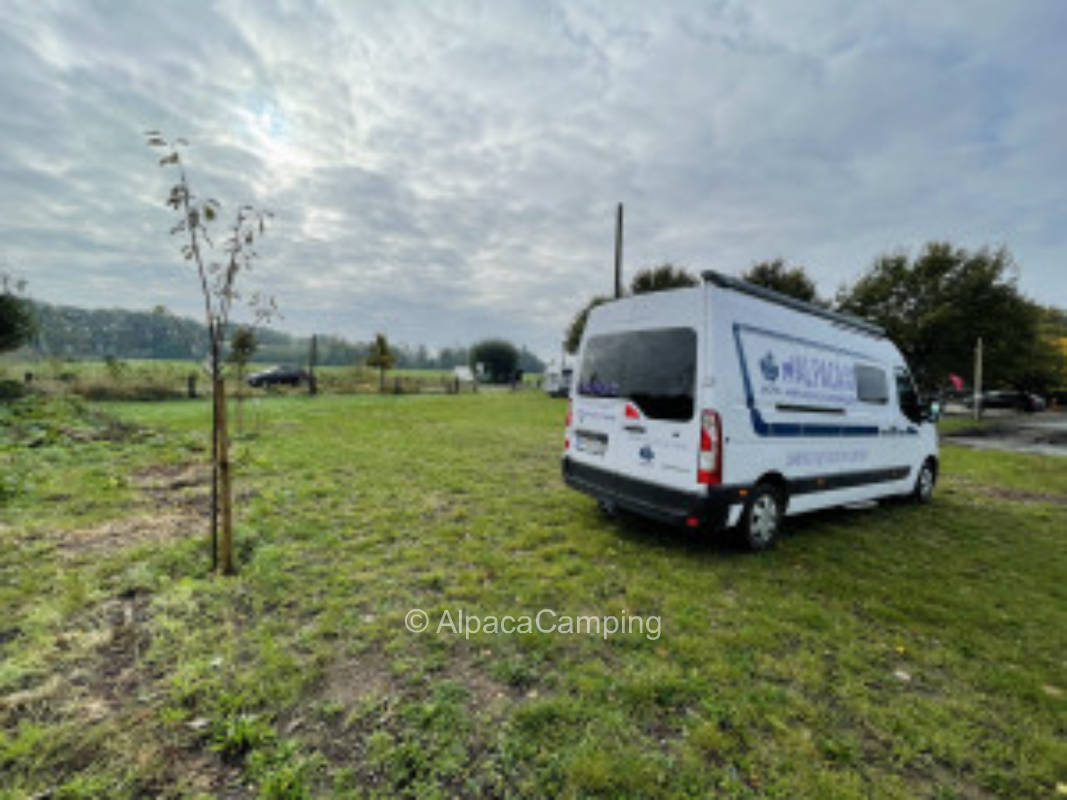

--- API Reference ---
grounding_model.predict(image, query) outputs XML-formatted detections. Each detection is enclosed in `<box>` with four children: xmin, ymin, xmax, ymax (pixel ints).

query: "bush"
<box><xmin>75</xmin><ymin>382</ymin><xmax>184</xmax><ymax>402</ymax></box>
<box><xmin>0</xmin><ymin>379</ymin><xmax>27</xmax><ymax>401</ymax></box>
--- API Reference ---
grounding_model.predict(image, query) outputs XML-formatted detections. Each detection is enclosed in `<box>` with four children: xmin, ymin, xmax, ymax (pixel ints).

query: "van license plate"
<box><xmin>575</xmin><ymin>431</ymin><xmax>607</xmax><ymax>456</ymax></box>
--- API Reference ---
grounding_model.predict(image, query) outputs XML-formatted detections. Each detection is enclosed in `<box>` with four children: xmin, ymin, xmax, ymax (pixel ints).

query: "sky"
<box><xmin>2</xmin><ymin>0</ymin><xmax>1065</xmax><ymax>360</ymax></box>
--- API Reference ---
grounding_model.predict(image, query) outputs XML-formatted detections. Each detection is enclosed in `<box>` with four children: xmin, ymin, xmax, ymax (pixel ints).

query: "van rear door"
<box><xmin>571</xmin><ymin>327</ymin><xmax>700</xmax><ymax>493</ymax></box>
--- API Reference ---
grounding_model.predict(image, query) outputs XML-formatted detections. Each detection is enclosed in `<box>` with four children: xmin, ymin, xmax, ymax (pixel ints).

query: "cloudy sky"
<box><xmin>2</xmin><ymin>1</ymin><xmax>1065</xmax><ymax>358</ymax></box>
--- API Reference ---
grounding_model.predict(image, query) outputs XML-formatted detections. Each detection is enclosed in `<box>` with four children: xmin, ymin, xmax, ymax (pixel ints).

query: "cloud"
<box><xmin>1</xmin><ymin>0</ymin><xmax>1065</xmax><ymax>358</ymax></box>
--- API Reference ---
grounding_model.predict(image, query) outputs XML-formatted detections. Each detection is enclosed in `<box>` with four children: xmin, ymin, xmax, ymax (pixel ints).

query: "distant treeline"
<box><xmin>24</xmin><ymin>302</ymin><xmax>545</xmax><ymax>372</ymax></box>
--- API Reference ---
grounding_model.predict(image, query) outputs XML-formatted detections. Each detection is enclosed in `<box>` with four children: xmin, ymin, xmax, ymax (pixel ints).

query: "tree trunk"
<box><xmin>216</xmin><ymin>374</ymin><xmax>235</xmax><ymax>575</ymax></box>
<box><xmin>379</xmin><ymin>366</ymin><xmax>385</xmax><ymax>393</ymax></box>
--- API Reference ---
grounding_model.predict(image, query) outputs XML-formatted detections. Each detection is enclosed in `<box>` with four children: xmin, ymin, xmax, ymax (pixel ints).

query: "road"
<box><xmin>945</xmin><ymin>410</ymin><xmax>1067</xmax><ymax>457</ymax></box>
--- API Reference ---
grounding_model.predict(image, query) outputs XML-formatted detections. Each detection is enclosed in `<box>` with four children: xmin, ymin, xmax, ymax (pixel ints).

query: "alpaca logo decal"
<box><xmin>759</xmin><ymin>351</ymin><xmax>780</xmax><ymax>382</ymax></box>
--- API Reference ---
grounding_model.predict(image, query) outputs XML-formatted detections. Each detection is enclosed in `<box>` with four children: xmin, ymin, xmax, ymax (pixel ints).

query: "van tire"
<box><xmin>738</xmin><ymin>483</ymin><xmax>783</xmax><ymax>551</ymax></box>
<box><xmin>912</xmin><ymin>458</ymin><xmax>936</xmax><ymax>504</ymax></box>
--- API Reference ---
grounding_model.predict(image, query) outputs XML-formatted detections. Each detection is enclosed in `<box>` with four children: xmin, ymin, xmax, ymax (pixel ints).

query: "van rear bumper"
<box><xmin>561</xmin><ymin>457</ymin><xmax>749</xmax><ymax>531</ymax></box>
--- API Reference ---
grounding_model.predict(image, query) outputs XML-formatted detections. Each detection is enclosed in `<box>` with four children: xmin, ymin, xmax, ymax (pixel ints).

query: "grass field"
<box><xmin>1</xmin><ymin>393</ymin><xmax>1065</xmax><ymax>798</ymax></box>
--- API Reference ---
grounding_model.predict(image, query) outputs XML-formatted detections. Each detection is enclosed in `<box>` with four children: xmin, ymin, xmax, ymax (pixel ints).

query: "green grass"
<box><xmin>936</xmin><ymin>414</ymin><xmax>990</xmax><ymax>436</ymax></box>
<box><xmin>1</xmin><ymin>393</ymin><xmax>1065</xmax><ymax>798</ymax></box>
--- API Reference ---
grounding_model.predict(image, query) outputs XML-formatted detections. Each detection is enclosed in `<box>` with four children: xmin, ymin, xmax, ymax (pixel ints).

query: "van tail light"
<box><xmin>564</xmin><ymin>399</ymin><xmax>572</xmax><ymax>450</ymax></box>
<box><xmin>698</xmin><ymin>409</ymin><xmax>722</xmax><ymax>484</ymax></box>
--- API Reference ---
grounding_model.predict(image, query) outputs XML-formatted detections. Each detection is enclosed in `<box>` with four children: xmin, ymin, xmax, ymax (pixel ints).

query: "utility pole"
<box><xmin>614</xmin><ymin>202</ymin><xmax>623</xmax><ymax>299</ymax></box>
<box><xmin>973</xmin><ymin>336</ymin><xmax>983</xmax><ymax>421</ymax></box>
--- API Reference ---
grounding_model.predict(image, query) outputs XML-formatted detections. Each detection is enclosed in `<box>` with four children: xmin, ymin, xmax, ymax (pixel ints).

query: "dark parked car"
<box><xmin>247</xmin><ymin>365</ymin><xmax>309</xmax><ymax>388</ymax></box>
<box><xmin>964</xmin><ymin>390</ymin><xmax>1046</xmax><ymax>412</ymax></box>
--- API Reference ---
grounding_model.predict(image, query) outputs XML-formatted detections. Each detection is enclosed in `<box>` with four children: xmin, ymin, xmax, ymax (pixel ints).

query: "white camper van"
<box><xmin>544</xmin><ymin>363</ymin><xmax>574</xmax><ymax>398</ymax></box>
<box><xmin>562</xmin><ymin>270</ymin><xmax>939</xmax><ymax>550</ymax></box>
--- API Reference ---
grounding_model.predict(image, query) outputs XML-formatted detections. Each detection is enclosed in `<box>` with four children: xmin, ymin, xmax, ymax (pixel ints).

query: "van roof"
<box><xmin>701</xmin><ymin>269</ymin><xmax>885</xmax><ymax>338</ymax></box>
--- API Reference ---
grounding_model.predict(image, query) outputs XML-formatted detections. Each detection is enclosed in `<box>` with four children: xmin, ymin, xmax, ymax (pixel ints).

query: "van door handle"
<box><xmin>623</xmin><ymin>424</ymin><xmax>646</xmax><ymax>434</ymax></box>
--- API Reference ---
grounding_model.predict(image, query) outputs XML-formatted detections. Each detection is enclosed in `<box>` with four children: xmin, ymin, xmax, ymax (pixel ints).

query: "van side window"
<box><xmin>854</xmin><ymin>364</ymin><xmax>888</xmax><ymax>404</ymax></box>
<box><xmin>895</xmin><ymin>367</ymin><xmax>922</xmax><ymax>424</ymax></box>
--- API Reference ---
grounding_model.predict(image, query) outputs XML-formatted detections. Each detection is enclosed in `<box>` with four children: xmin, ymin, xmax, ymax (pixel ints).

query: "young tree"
<box><xmin>564</xmin><ymin>295</ymin><xmax>610</xmax><ymax>355</ymax></box>
<box><xmin>629</xmin><ymin>263</ymin><xmax>698</xmax><ymax>294</ymax></box>
<box><xmin>147</xmin><ymin>131</ymin><xmax>275</xmax><ymax>574</ymax></box>
<box><xmin>0</xmin><ymin>272</ymin><xmax>36</xmax><ymax>354</ymax></box>
<box><xmin>229</xmin><ymin>326</ymin><xmax>258</xmax><ymax>431</ymax></box>
<box><xmin>308</xmin><ymin>333</ymin><xmax>318</xmax><ymax>396</ymax></box>
<box><xmin>742</xmin><ymin>259</ymin><xmax>822</xmax><ymax>304</ymax></box>
<box><xmin>366</xmin><ymin>332</ymin><xmax>395</xmax><ymax>392</ymax></box>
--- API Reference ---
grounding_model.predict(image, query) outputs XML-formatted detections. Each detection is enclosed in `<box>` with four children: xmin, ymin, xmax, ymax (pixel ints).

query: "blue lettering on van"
<box><xmin>639</xmin><ymin>445</ymin><xmax>655</xmax><ymax>462</ymax></box>
<box><xmin>733</xmin><ymin>324</ymin><xmax>880</xmax><ymax>438</ymax></box>
<box><xmin>579</xmin><ymin>378</ymin><xmax>620</xmax><ymax>397</ymax></box>
<box><xmin>780</xmin><ymin>353</ymin><xmax>856</xmax><ymax>394</ymax></box>
<box><xmin>578</xmin><ymin>410</ymin><xmax>617</xmax><ymax>424</ymax></box>
<box><xmin>786</xmin><ymin>449</ymin><xmax>868</xmax><ymax>468</ymax></box>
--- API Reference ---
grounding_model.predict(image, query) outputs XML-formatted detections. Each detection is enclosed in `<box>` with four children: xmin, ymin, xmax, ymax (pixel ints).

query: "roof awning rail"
<box><xmin>701</xmin><ymin>269</ymin><xmax>885</xmax><ymax>338</ymax></box>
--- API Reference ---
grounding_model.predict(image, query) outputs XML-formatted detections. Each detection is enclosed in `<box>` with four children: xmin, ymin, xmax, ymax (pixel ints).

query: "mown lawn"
<box><xmin>1</xmin><ymin>393</ymin><xmax>1064</xmax><ymax>798</ymax></box>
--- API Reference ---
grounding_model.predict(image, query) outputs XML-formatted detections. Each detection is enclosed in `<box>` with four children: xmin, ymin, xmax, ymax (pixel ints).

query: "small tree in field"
<box><xmin>147</xmin><ymin>131</ymin><xmax>275</xmax><ymax>575</ymax></box>
<box><xmin>229</xmin><ymin>326</ymin><xmax>257</xmax><ymax>431</ymax></box>
<box><xmin>470</xmin><ymin>339</ymin><xmax>520</xmax><ymax>383</ymax></box>
<box><xmin>366</xmin><ymin>333</ymin><xmax>395</xmax><ymax>392</ymax></box>
<box><xmin>0</xmin><ymin>272</ymin><xmax>36</xmax><ymax>354</ymax></box>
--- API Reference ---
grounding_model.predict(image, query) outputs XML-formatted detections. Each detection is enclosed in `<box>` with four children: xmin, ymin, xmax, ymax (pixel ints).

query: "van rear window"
<box><xmin>578</xmin><ymin>328</ymin><xmax>696</xmax><ymax>421</ymax></box>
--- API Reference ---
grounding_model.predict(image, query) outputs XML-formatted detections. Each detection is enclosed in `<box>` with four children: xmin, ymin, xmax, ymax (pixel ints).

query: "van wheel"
<box><xmin>912</xmin><ymin>459</ymin><xmax>936</xmax><ymax>504</ymax></box>
<box><xmin>739</xmin><ymin>484</ymin><xmax>783</xmax><ymax>551</ymax></box>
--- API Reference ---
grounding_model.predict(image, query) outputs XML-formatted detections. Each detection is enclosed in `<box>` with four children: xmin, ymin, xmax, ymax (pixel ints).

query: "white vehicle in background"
<box><xmin>544</xmin><ymin>362</ymin><xmax>573</xmax><ymax>398</ymax></box>
<box><xmin>562</xmin><ymin>270</ymin><xmax>940</xmax><ymax>550</ymax></box>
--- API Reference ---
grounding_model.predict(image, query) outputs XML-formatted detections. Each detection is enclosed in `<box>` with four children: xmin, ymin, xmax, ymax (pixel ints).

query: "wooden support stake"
<box><xmin>216</xmin><ymin>375</ymin><xmax>235</xmax><ymax>575</ymax></box>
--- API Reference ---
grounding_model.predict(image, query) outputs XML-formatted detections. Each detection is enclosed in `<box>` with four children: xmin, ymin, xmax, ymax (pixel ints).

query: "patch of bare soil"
<box><xmin>322</xmin><ymin>650</ymin><xmax>397</xmax><ymax>708</ymax></box>
<box><xmin>945</xmin><ymin>476</ymin><xmax>1067</xmax><ymax>507</ymax></box>
<box><xmin>0</xmin><ymin>592</ymin><xmax>153</xmax><ymax>725</ymax></box>
<box><xmin>289</xmin><ymin>646</ymin><xmax>519</xmax><ymax>777</ymax></box>
<box><xmin>134</xmin><ymin>461</ymin><xmax>212</xmax><ymax>491</ymax></box>
<box><xmin>1</xmin><ymin>587</ymin><xmax>250</xmax><ymax>798</ymax></box>
<box><xmin>133</xmin><ymin>461</ymin><xmax>259</xmax><ymax>510</ymax></box>
<box><xmin>165</xmin><ymin>753</ymin><xmax>251</xmax><ymax>800</ymax></box>
<box><xmin>988</xmin><ymin>487</ymin><xmax>1067</xmax><ymax>506</ymax></box>
<box><xmin>54</xmin><ymin>510</ymin><xmax>206</xmax><ymax>558</ymax></box>
<box><xmin>53</xmin><ymin>460</ymin><xmax>259</xmax><ymax>557</ymax></box>
<box><xmin>273</xmin><ymin>651</ymin><xmax>399</xmax><ymax>767</ymax></box>
<box><xmin>446</xmin><ymin>651</ymin><xmax>523</xmax><ymax>714</ymax></box>
<box><xmin>133</xmin><ymin>462</ymin><xmax>214</xmax><ymax>512</ymax></box>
